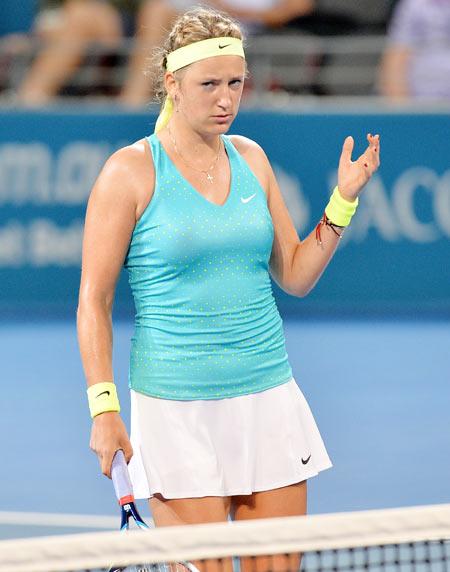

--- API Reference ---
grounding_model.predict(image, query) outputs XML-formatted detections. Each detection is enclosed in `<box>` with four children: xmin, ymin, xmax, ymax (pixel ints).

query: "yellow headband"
<box><xmin>166</xmin><ymin>37</ymin><xmax>245</xmax><ymax>72</ymax></box>
<box><xmin>154</xmin><ymin>37</ymin><xmax>245</xmax><ymax>133</ymax></box>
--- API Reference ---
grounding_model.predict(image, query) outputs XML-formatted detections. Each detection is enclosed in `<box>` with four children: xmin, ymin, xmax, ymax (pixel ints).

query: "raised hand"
<box><xmin>337</xmin><ymin>133</ymin><xmax>380</xmax><ymax>201</ymax></box>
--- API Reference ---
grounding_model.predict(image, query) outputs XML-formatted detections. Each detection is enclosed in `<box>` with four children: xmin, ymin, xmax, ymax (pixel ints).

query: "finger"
<box><xmin>372</xmin><ymin>148</ymin><xmax>380</xmax><ymax>170</ymax></box>
<box><xmin>361</xmin><ymin>152</ymin><xmax>374</xmax><ymax>173</ymax></box>
<box><xmin>373</xmin><ymin>134</ymin><xmax>380</xmax><ymax>162</ymax></box>
<box><xmin>367</xmin><ymin>132</ymin><xmax>378</xmax><ymax>146</ymax></box>
<box><xmin>101</xmin><ymin>449</ymin><xmax>116</xmax><ymax>478</ymax></box>
<box><xmin>368</xmin><ymin>137</ymin><xmax>381</xmax><ymax>169</ymax></box>
<box><xmin>123</xmin><ymin>443</ymin><xmax>134</xmax><ymax>464</ymax></box>
<box><xmin>362</xmin><ymin>134</ymin><xmax>380</xmax><ymax>167</ymax></box>
<box><xmin>369</xmin><ymin>133</ymin><xmax>380</xmax><ymax>152</ymax></box>
<box><xmin>362</xmin><ymin>156</ymin><xmax>377</xmax><ymax>177</ymax></box>
<box><xmin>339</xmin><ymin>135</ymin><xmax>354</xmax><ymax>168</ymax></box>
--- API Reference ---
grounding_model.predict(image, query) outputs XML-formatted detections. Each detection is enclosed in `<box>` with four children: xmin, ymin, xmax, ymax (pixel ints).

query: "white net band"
<box><xmin>0</xmin><ymin>503</ymin><xmax>449</xmax><ymax>572</ymax></box>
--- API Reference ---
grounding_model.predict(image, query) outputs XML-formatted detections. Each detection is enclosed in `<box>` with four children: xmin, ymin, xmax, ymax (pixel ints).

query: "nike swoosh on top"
<box><xmin>241</xmin><ymin>193</ymin><xmax>257</xmax><ymax>203</ymax></box>
<box><xmin>219</xmin><ymin>44</ymin><xmax>231</xmax><ymax>49</ymax></box>
<box><xmin>301</xmin><ymin>454</ymin><xmax>312</xmax><ymax>465</ymax></box>
<box><xmin>96</xmin><ymin>390</ymin><xmax>111</xmax><ymax>398</ymax></box>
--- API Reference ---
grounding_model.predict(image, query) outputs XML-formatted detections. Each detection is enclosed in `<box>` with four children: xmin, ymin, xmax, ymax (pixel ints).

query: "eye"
<box><xmin>229</xmin><ymin>79</ymin><xmax>243</xmax><ymax>89</ymax></box>
<box><xmin>201</xmin><ymin>81</ymin><xmax>216</xmax><ymax>88</ymax></box>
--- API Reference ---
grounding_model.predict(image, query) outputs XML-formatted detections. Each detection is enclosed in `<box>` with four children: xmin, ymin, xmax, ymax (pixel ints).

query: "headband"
<box><xmin>154</xmin><ymin>37</ymin><xmax>245</xmax><ymax>133</ymax></box>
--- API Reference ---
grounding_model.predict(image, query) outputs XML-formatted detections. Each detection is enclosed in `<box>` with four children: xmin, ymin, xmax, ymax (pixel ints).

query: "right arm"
<box><xmin>378</xmin><ymin>0</ymin><xmax>415</xmax><ymax>100</ymax></box>
<box><xmin>378</xmin><ymin>45</ymin><xmax>411</xmax><ymax>100</ymax></box>
<box><xmin>77</xmin><ymin>139</ymin><xmax>153</xmax><ymax>477</ymax></box>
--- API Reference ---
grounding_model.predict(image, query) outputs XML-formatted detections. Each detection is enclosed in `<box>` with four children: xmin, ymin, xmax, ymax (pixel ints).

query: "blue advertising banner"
<box><xmin>1</xmin><ymin>108</ymin><xmax>449</xmax><ymax>318</ymax></box>
<box><xmin>0</xmin><ymin>1</ymin><xmax>36</xmax><ymax>34</ymax></box>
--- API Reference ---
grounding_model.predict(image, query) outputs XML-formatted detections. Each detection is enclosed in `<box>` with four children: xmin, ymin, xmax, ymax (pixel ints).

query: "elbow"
<box><xmin>283</xmin><ymin>279</ymin><xmax>313</xmax><ymax>298</ymax></box>
<box><xmin>291</xmin><ymin>286</ymin><xmax>313</xmax><ymax>298</ymax></box>
<box><xmin>295</xmin><ymin>285</ymin><xmax>313</xmax><ymax>298</ymax></box>
<box><xmin>284</xmin><ymin>270</ymin><xmax>321</xmax><ymax>298</ymax></box>
<box><xmin>77</xmin><ymin>285</ymin><xmax>114</xmax><ymax>321</ymax></box>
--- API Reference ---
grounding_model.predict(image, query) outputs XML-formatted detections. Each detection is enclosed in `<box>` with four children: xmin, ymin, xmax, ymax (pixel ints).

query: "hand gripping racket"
<box><xmin>108</xmin><ymin>450</ymin><xmax>200</xmax><ymax>572</ymax></box>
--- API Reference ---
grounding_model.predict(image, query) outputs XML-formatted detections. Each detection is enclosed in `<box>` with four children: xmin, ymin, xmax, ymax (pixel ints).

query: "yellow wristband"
<box><xmin>325</xmin><ymin>186</ymin><xmax>359</xmax><ymax>227</ymax></box>
<box><xmin>87</xmin><ymin>382</ymin><xmax>120</xmax><ymax>419</ymax></box>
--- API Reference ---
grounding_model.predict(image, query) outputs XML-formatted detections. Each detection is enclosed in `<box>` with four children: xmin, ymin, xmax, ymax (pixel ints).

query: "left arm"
<box><xmin>251</xmin><ymin>0</ymin><xmax>315</xmax><ymax>28</ymax></box>
<box><xmin>268</xmin><ymin>134</ymin><xmax>380</xmax><ymax>297</ymax></box>
<box><xmin>208</xmin><ymin>0</ymin><xmax>314</xmax><ymax>27</ymax></box>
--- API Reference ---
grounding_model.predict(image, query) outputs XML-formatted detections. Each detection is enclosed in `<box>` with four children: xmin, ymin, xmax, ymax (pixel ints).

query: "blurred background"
<box><xmin>1</xmin><ymin>0</ymin><xmax>449</xmax><ymax>541</ymax></box>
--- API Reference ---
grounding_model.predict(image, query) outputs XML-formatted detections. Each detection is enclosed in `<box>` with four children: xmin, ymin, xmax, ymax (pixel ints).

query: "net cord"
<box><xmin>0</xmin><ymin>511</ymin><xmax>120</xmax><ymax>529</ymax></box>
<box><xmin>1</xmin><ymin>503</ymin><xmax>449</xmax><ymax>572</ymax></box>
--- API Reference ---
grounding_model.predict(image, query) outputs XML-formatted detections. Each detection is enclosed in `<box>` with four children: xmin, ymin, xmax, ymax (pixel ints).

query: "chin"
<box><xmin>212</xmin><ymin>117</ymin><xmax>234</xmax><ymax>133</ymax></box>
<box><xmin>216</xmin><ymin>123</ymin><xmax>231</xmax><ymax>134</ymax></box>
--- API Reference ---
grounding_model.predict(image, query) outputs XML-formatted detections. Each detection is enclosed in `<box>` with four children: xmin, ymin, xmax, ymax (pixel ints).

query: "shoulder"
<box><xmin>228</xmin><ymin>134</ymin><xmax>271</xmax><ymax>193</ymax></box>
<box><xmin>103</xmin><ymin>138</ymin><xmax>154</xmax><ymax>180</ymax></box>
<box><xmin>94</xmin><ymin>138</ymin><xmax>154</xmax><ymax>212</ymax></box>
<box><xmin>228</xmin><ymin>134</ymin><xmax>268</xmax><ymax>162</ymax></box>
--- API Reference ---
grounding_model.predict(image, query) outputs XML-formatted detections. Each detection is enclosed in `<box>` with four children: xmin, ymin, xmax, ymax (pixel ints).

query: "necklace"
<box><xmin>167</xmin><ymin>125</ymin><xmax>221</xmax><ymax>184</ymax></box>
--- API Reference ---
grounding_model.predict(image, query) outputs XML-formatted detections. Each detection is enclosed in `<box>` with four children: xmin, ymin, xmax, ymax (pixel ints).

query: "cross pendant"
<box><xmin>206</xmin><ymin>173</ymin><xmax>214</xmax><ymax>183</ymax></box>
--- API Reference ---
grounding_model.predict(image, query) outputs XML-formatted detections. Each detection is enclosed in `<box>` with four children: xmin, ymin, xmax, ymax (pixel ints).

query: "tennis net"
<box><xmin>1</xmin><ymin>503</ymin><xmax>449</xmax><ymax>572</ymax></box>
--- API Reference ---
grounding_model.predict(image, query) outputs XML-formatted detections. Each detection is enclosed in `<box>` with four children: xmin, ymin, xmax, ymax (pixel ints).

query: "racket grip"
<box><xmin>111</xmin><ymin>449</ymin><xmax>134</xmax><ymax>505</ymax></box>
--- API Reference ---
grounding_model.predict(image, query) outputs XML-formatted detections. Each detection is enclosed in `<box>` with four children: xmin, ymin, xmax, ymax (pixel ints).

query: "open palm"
<box><xmin>338</xmin><ymin>133</ymin><xmax>380</xmax><ymax>202</ymax></box>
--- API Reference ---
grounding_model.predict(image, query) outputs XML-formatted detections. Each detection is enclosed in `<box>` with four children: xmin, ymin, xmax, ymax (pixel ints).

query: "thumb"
<box><xmin>339</xmin><ymin>136</ymin><xmax>354</xmax><ymax>167</ymax></box>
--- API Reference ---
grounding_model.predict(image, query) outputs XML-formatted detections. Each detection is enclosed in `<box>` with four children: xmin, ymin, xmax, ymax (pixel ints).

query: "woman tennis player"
<box><xmin>77</xmin><ymin>6</ymin><xmax>379</xmax><ymax>536</ymax></box>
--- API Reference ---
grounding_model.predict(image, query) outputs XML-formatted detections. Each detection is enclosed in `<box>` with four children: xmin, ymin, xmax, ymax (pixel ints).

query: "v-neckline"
<box><xmin>156</xmin><ymin>134</ymin><xmax>234</xmax><ymax>209</ymax></box>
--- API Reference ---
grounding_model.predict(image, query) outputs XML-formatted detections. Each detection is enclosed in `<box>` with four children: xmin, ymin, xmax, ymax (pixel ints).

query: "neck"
<box><xmin>167</xmin><ymin>117</ymin><xmax>220</xmax><ymax>156</ymax></box>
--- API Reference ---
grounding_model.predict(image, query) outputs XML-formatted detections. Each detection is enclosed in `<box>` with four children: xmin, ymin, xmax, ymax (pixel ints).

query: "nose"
<box><xmin>217</xmin><ymin>85</ymin><xmax>233</xmax><ymax>110</ymax></box>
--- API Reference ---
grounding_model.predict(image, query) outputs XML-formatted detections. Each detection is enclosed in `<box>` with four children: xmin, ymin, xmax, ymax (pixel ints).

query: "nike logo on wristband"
<box><xmin>96</xmin><ymin>390</ymin><xmax>111</xmax><ymax>398</ymax></box>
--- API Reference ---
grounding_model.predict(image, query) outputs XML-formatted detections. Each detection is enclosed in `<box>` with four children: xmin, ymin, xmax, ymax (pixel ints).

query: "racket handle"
<box><xmin>111</xmin><ymin>449</ymin><xmax>134</xmax><ymax>505</ymax></box>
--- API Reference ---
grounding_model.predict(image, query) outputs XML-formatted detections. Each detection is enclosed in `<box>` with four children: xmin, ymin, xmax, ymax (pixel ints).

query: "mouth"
<box><xmin>212</xmin><ymin>114</ymin><xmax>232</xmax><ymax>120</ymax></box>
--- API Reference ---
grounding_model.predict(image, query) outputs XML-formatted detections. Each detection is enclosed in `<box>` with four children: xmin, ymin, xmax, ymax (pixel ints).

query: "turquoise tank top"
<box><xmin>124</xmin><ymin>133</ymin><xmax>293</xmax><ymax>400</ymax></box>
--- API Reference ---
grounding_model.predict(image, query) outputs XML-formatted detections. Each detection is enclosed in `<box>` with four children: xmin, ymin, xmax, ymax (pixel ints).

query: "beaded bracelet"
<box><xmin>315</xmin><ymin>213</ymin><xmax>346</xmax><ymax>245</ymax></box>
<box><xmin>315</xmin><ymin>186</ymin><xmax>359</xmax><ymax>245</ymax></box>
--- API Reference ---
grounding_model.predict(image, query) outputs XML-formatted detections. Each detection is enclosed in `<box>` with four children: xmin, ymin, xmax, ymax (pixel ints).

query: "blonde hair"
<box><xmin>152</xmin><ymin>6</ymin><xmax>245</xmax><ymax>103</ymax></box>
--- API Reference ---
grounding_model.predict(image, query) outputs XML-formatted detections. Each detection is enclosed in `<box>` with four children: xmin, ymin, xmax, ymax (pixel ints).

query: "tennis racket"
<box><xmin>108</xmin><ymin>449</ymin><xmax>200</xmax><ymax>572</ymax></box>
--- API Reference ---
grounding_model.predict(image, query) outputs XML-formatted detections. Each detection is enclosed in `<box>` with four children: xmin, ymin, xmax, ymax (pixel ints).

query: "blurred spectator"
<box><xmin>9</xmin><ymin>0</ymin><xmax>398</xmax><ymax>105</ymax></box>
<box><xmin>379</xmin><ymin>0</ymin><xmax>450</xmax><ymax>100</ymax></box>
<box><xmin>312</xmin><ymin>0</ymin><xmax>395</xmax><ymax>35</ymax></box>
<box><xmin>14</xmin><ymin>0</ymin><xmax>325</xmax><ymax>105</ymax></box>
<box><xmin>208</xmin><ymin>0</ymin><xmax>315</xmax><ymax>33</ymax></box>
<box><xmin>16</xmin><ymin>0</ymin><xmax>181</xmax><ymax>107</ymax></box>
<box><xmin>213</xmin><ymin>0</ymin><xmax>395</xmax><ymax>37</ymax></box>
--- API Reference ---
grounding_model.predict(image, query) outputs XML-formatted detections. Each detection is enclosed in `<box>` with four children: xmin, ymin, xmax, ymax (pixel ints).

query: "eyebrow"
<box><xmin>201</xmin><ymin>76</ymin><xmax>244</xmax><ymax>81</ymax></box>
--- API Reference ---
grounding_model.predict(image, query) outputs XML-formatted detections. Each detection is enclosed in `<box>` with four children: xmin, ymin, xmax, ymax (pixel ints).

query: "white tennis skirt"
<box><xmin>128</xmin><ymin>377</ymin><xmax>332</xmax><ymax>499</ymax></box>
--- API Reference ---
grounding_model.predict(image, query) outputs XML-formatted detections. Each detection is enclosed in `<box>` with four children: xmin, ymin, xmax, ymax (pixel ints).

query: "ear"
<box><xmin>164</xmin><ymin>71</ymin><xmax>178</xmax><ymax>100</ymax></box>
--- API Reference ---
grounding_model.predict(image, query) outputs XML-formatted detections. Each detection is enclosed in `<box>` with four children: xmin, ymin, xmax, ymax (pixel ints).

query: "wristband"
<box><xmin>87</xmin><ymin>382</ymin><xmax>120</xmax><ymax>419</ymax></box>
<box><xmin>325</xmin><ymin>186</ymin><xmax>358</xmax><ymax>227</ymax></box>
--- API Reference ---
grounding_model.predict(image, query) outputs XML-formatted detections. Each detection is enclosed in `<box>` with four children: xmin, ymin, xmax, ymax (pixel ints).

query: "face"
<box><xmin>168</xmin><ymin>55</ymin><xmax>246</xmax><ymax>134</ymax></box>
